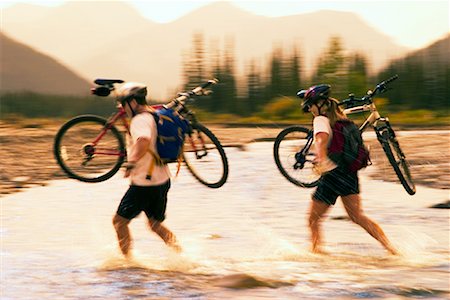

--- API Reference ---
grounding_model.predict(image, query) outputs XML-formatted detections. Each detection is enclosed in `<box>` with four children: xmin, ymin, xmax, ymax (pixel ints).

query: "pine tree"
<box><xmin>245</xmin><ymin>59</ymin><xmax>264</xmax><ymax>113</ymax></box>
<box><xmin>267</xmin><ymin>46</ymin><xmax>283</xmax><ymax>102</ymax></box>
<box><xmin>312</xmin><ymin>36</ymin><xmax>347</xmax><ymax>99</ymax></box>
<box><xmin>347</xmin><ymin>52</ymin><xmax>368</xmax><ymax>96</ymax></box>
<box><xmin>222</xmin><ymin>36</ymin><xmax>238</xmax><ymax>113</ymax></box>
<box><xmin>182</xmin><ymin>32</ymin><xmax>206</xmax><ymax>90</ymax></box>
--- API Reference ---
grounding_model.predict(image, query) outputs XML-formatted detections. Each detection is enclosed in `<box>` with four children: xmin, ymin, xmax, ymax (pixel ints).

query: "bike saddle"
<box><xmin>94</xmin><ymin>79</ymin><xmax>124</xmax><ymax>86</ymax></box>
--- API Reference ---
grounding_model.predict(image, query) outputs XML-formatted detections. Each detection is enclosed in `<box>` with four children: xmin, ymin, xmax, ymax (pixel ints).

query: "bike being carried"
<box><xmin>54</xmin><ymin>78</ymin><xmax>229</xmax><ymax>188</ymax></box>
<box><xmin>273</xmin><ymin>75</ymin><xmax>416</xmax><ymax>195</ymax></box>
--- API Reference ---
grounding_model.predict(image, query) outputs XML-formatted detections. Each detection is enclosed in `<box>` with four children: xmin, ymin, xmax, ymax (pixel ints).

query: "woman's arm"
<box><xmin>314</xmin><ymin>132</ymin><xmax>329</xmax><ymax>163</ymax></box>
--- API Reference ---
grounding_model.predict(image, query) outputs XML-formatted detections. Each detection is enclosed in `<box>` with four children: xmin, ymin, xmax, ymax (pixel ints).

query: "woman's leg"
<box><xmin>341</xmin><ymin>194</ymin><xmax>398</xmax><ymax>255</ymax></box>
<box><xmin>308</xmin><ymin>199</ymin><xmax>331</xmax><ymax>253</ymax></box>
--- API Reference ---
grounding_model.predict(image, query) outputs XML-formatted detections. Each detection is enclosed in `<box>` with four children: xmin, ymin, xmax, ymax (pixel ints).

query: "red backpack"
<box><xmin>328</xmin><ymin>120</ymin><xmax>371</xmax><ymax>172</ymax></box>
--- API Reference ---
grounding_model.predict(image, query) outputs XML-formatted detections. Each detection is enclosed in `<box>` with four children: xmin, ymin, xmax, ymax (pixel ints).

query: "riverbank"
<box><xmin>0</xmin><ymin>121</ymin><xmax>448</xmax><ymax>196</ymax></box>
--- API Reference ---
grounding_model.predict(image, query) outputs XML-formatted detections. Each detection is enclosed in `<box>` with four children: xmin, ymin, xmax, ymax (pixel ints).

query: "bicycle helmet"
<box><xmin>117</xmin><ymin>82</ymin><xmax>148</xmax><ymax>105</ymax></box>
<box><xmin>298</xmin><ymin>84</ymin><xmax>331</xmax><ymax>112</ymax></box>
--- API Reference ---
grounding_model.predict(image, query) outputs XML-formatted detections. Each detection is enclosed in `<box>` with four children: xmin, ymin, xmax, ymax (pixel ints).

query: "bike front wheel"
<box><xmin>183</xmin><ymin>123</ymin><xmax>229</xmax><ymax>188</ymax></box>
<box><xmin>378</xmin><ymin>128</ymin><xmax>416</xmax><ymax>195</ymax></box>
<box><xmin>273</xmin><ymin>126</ymin><xmax>320</xmax><ymax>188</ymax></box>
<box><xmin>54</xmin><ymin>115</ymin><xmax>126</xmax><ymax>183</ymax></box>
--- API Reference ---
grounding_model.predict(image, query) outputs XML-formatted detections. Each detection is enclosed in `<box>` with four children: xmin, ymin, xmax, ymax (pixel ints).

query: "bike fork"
<box><xmin>294</xmin><ymin>130</ymin><xmax>314</xmax><ymax>169</ymax></box>
<box><xmin>187</xmin><ymin>131</ymin><xmax>208</xmax><ymax>159</ymax></box>
<box><xmin>374</xmin><ymin>118</ymin><xmax>406</xmax><ymax>159</ymax></box>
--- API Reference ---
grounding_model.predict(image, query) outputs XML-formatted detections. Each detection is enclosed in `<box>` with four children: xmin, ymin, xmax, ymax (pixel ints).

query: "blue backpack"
<box><xmin>146</xmin><ymin>108</ymin><xmax>189</xmax><ymax>180</ymax></box>
<box><xmin>151</xmin><ymin>108</ymin><xmax>189</xmax><ymax>163</ymax></box>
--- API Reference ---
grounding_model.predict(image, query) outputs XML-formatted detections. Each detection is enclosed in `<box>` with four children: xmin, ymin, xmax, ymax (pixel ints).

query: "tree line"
<box><xmin>1</xmin><ymin>92</ymin><xmax>116</xmax><ymax>119</ymax></box>
<box><xmin>182</xmin><ymin>33</ymin><xmax>449</xmax><ymax>118</ymax></box>
<box><xmin>1</xmin><ymin>34</ymin><xmax>448</xmax><ymax>121</ymax></box>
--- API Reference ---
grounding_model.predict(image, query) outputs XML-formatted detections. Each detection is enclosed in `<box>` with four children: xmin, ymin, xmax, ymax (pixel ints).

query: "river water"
<box><xmin>1</xmin><ymin>141</ymin><xmax>449</xmax><ymax>299</ymax></box>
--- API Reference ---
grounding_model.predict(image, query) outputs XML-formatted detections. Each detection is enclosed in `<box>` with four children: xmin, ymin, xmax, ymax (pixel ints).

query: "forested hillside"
<box><xmin>378</xmin><ymin>34</ymin><xmax>449</xmax><ymax>109</ymax></box>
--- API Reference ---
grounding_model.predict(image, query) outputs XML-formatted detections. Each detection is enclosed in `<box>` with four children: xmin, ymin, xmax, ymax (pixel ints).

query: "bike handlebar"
<box><xmin>165</xmin><ymin>78</ymin><xmax>219</xmax><ymax>109</ymax></box>
<box><xmin>382</xmin><ymin>74</ymin><xmax>399</xmax><ymax>85</ymax></box>
<box><xmin>372</xmin><ymin>74</ymin><xmax>398</xmax><ymax>95</ymax></box>
<box><xmin>339</xmin><ymin>74</ymin><xmax>398</xmax><ymax>107</ymax></box>
<box><xmin>92</xmin><ymin>77</ymin><xmax>219</xmax><ymax>109</ymax></box>
<box><xmin>200</xmin><ymin>79</ymin><xmax>219</xmax><ymax>90</ymax></box>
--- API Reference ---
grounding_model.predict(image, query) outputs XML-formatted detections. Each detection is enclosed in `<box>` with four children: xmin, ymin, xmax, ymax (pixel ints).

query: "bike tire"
<box><xmin>273</xmin><ymin>126</ymin><xmax>321</xmax><ymax>188</ymax></box>
<box><xmin>183</xmin><ymin>123</ymin><xmax>229</xmax><ymax>188</ymax></box>
<box><xmin>379</xmin><ymin>130</ymin><xmax>416</xmax><ymax>195</ymax></box>
<box><xmin>54</xmin><ymin>115</ymin><xmax>126</xmax><ymax>183</ymax></box>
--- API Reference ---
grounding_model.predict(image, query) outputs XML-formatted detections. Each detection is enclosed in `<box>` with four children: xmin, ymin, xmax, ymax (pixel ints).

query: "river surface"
<box><xmin>1</xmin><ymin>141</ymin><xmax>449</xmax><ymax>299</ymax></box>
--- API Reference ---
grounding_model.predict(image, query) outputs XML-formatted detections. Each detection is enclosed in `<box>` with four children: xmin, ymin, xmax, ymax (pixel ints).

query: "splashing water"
<box><xmin>1</xmin><ymin>142</ymin><xmax>449</xmax><ymax>299</ymax></box>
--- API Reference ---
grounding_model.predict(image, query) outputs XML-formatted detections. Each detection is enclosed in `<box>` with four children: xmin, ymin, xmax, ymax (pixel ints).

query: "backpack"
<box><xmin>145</xmin><ymin>108</ymin><xmax>189</xmax><ymax>180</ymax></box>
<box><xmin>328</xmin><ymin>120</ymin><xmax>371</xmax><ymax>173</ymax></box>
<box><xmin>151</xmin><ymin>107</ymin><xmax>189</xmax><ymax>163</ymax></box>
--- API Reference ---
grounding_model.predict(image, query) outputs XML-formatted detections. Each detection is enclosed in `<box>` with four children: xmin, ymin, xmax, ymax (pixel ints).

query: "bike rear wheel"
<box><xmin>54</xmin><ymin>115</ymin><xmax>126</xmax><ymax>183</ymax></box>
<box><xmin>378</xmin><ymin>128</ymin><xmax>416</xmax><ymax>195</ymax></box>
<box><xmin>183</xmin><ymin>123</ymin><xmax>228</xmax><ymax>188</ymax></box>
<box><xmin>273</xmin><ymin>126</ymin><xmax>320</xmax><ymax>188</ymax></box>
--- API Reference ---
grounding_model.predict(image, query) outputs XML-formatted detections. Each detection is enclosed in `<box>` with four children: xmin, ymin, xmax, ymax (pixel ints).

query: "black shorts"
<box><xmin>117</xmin><ymin>180</ymin><xmax>171</xmax><ymax>221</ymax></box>
<box><xmin>312</xmin><ymin>168</ymin><xmax>359</xmax><ymax>205</ymax></box>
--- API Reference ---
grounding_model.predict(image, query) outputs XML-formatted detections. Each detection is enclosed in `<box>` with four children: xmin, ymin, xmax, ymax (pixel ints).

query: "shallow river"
<box><xmin>1</xmin><ymin>142</ymin><xmax>449</xmax><ymax>299</ymax></box>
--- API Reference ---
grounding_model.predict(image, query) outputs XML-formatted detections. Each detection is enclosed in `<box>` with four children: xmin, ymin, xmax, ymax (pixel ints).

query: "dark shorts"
<box><xmin>312</xmin><ymin>168</ymin><xmax>359</xmax><ymax>205</ymax></box>
<box><xmin>117</xmin><ymin>180</ymin><xmax>171</xmax><ymax>221</ymax></box>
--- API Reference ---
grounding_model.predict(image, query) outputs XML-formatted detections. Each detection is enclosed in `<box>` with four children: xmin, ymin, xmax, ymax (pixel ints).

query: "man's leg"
<box><xmin>112</xmin><ymin>214</ymin><xmax>132</xmax><ymax>257</ymax></box>
<box><xmin>148</xmin><ymin>218</ymin><xmax>181</xmax><ymax>252</ymax></box>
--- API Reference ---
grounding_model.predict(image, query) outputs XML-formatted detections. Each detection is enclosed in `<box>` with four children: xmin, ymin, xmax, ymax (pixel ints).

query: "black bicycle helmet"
<box><xmin>297</xmin><ymin>84</ymin><xmax>331</xmax><ymax>112</ymax></box>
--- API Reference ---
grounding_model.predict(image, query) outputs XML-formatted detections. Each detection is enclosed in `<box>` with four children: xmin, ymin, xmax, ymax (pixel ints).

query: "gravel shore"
<box><xmin>0</xmin><ymin>121</ymin><xmax>448</xmax><ymax>196</ymax></box>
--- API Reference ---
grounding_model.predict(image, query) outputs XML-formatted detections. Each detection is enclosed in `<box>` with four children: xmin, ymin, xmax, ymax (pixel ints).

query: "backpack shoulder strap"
<box><xmin>144</xmin><ymin>111</ymin><xmax>163</xmax><ymax>180</ymax></box>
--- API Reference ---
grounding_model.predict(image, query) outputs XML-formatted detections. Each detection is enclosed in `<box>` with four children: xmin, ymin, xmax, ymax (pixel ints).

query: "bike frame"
<box><xmin>343</xmin><ymin>101</ymin><xmax>388</xmax><ymax>133</ymax></box>
<box><xmin>84</xmin><ymin>78</ymin><xmax>219</xmax><ymax>163</ymax></box>
<box><xmin>86</xmin><ymin>105</ymin><xmax>129</xmax><ymax>158</ymax></box>
<box><xmin>89</xmin><ymin>99</ymin><xmax>209</xmax><ymax>160</ymax></box>
<box><xmin>275</xmin><ymin>75</ymin><xmax>414</xmax><ymax>194</ymax></box>
<box><xmin>298</xmin><ymin>92</ymin><xmax>392</xmax><ymax>165</ymax></box>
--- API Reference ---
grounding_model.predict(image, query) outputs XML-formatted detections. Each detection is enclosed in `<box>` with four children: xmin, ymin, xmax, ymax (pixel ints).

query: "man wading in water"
<box><xmin>112</xmin><ymin>82</ymin><xmax>181</xmax><ymax>257</ymax></box>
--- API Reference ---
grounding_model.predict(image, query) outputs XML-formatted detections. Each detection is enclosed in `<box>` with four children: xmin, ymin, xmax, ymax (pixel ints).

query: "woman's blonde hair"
<box><xmin>321</xmin><ymin>97</ymin><xmax>347</xmax><ymax>126</ymax></box>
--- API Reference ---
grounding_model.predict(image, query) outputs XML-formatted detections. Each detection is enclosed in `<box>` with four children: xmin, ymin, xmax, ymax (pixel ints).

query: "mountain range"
<box><xmin>0</xmin><ymin>33</ymin><xmax>90</xmax><ymax>95</ymax></box>
<box><xmin>1</xmin><ymin>1</ymin><xmax>444</xmax><ymax>99</ymax></box>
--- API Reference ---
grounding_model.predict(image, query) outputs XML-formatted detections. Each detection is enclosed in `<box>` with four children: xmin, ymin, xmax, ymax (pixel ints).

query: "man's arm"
<box><xmin>125</xmin><ymin>137</ymin><xmax>150</xmax><ymax>177</ymax></box>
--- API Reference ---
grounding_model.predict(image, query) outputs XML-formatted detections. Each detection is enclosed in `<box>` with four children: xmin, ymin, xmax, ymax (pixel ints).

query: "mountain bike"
<box><xmin>273</xmin><ymin>75</ymin><xmax>416</xmax><ymax>195</ymax></box>
<box><xmin>54</xmin><ymin>79</ymin><xmax>229</xmax><ymax>188</ymax></box>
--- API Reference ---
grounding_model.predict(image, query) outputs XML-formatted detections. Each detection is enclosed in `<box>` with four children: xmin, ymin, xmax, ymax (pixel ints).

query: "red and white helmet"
<box><xmin>297</xmin><ymin>84</ymin><xmax>331</xmax><ymax>112</ymax></box>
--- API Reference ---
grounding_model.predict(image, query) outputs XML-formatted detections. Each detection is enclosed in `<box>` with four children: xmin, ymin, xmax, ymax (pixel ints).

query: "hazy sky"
<box><xmin>1</xmin><ymin>0</ymin><xmax>449</xmax><ymax>49</ymax></box>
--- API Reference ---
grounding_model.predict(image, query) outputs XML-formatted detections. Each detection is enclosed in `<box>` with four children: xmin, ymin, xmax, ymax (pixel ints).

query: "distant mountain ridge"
<box><xmin>408</xmin><ymin>34</ymin><xmax>450</xmax><ymax>67</ymax></box>
<box><xmin>0</xmin><ymin>33</ymin><xmax>90</xmax><ymax>95</ymax></box>
<box><xmin>2</xmin><ymin>1</ymin><xmax>439</xmax><ymax>98</ymax></box>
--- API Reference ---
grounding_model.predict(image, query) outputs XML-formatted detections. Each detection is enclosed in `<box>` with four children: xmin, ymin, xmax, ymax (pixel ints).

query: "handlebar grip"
<box><xmin>200</xmin><ymin>78</ymin><xmax>219</xmax><ymax>89</ymax></box>
<box><xmin>384</xmin><ymin>74</ymin><xmax>398</xmax><ymax>85</ymax></box>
